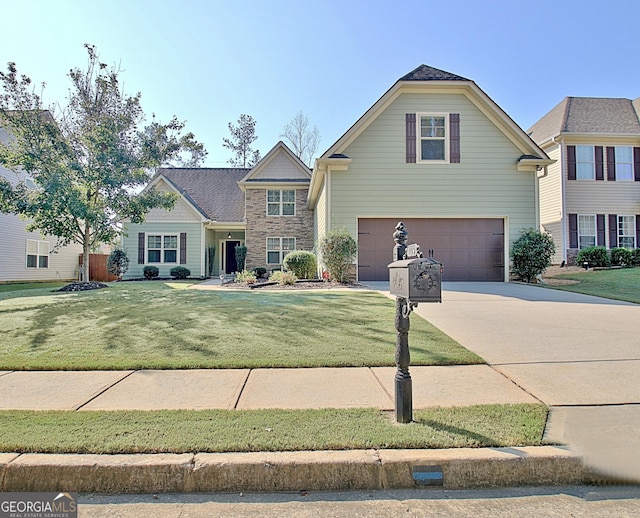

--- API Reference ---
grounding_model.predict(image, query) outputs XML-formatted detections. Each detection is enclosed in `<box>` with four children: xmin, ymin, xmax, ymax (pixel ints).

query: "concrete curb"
<box><xmin>0</xmin><ymin>447</ymin><xmax>613</xmax><ymax>494</ymax></box>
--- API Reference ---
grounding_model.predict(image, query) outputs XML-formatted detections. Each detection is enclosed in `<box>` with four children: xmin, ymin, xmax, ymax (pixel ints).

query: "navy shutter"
<box><xmin>569</xmin><ymin>214</ymin><xmax>578</xmax><ymax>248</ymax></box>
<box><xmin>609</xmin><ymin>214</ymin><xmax>618</xmax><ymax>248</ymax></box>
<box><xmin>596</xmin><ymin>214</ymin><xmax>606</xmax><ymax>246</ymax></box>
<box><xmin>138</xmin><ymin>232</ymin><xmax>145</xmax><ymax>264</ymax></box>
<box><xmin>567</xmin><ymin>145</ymin><xmax>576</xmax><ymax>180</ymax></box>
<box><xmin>449</xmin><ymin>113</ymin><xmax>460</xmax><ymax>163</ymax></box>
<box><xmin>606</xmin><ymin>146</ymin><xmax>616</xmax><ymax>181</ymax></box>
<box><xmin>180</xmin><ymin>232</ymin><xmax>187</xmax><ymax>264</ymax></box>
<box><xmin>595</xmin><ymin>146</ymin><xmax>604</xmax><ymax>180</ymax></box>
<box><xmin>406</xmin><ymin>113</ymin><xmax>416</xmax><ymax>163</ymax></box>
<box><xmin>634</xmin><ymin>147</ymin><xmax>640</xmax><ymax>181</ymax></box>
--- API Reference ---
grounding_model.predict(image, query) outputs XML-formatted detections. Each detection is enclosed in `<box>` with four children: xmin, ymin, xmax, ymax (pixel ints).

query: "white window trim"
<box><xmin>615</xmin><ymin>146</ymin><xmax>634</xmax><ymax>181</ymax></box>
<box><xmin>618</xmin><ymin>215</ymin><xmax>636</xmax><ymax>249</ymax></box>
<box><xmin>416</xmin><ymin>112</ymin><xmax>449</xmax><ymax>163</ymax></box>
<box><xmin>266</xmin><ymin>237</ymin><xmax>296</xmax><ymax>265</ymax></box>
<box><xmin>26</xmin><ymin>239</ymin><xmax>50</xmax><ymax>269</ymax></box>
<box><xmin>577</xmin><ymin>214</ymin><xmax>596</xmax><ymax>249</ymax></box>
<box><xmin>267</xmin><ymin>189</ymin><xmax>296</xmax><ymax>217</ymax></box>
<box><xmin>147</xmin><ymin>234</ymin><xmax>179</xmax><ymax>264</ymax></box>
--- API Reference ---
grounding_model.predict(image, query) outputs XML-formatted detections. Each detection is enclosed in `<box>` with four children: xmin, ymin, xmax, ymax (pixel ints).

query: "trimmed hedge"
<box><xmin>170</xmin><ymin>266</ymin><xmax>191</xmax><ymax>279</ymax></box>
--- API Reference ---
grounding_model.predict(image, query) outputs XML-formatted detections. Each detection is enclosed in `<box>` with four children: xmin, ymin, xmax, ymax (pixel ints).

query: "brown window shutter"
<box><xmin>567</xmin><ymin>145</ymin><xmax>576</xmax><ymax>180</ymax></box>
<box><xmin>595</xmin><ymin>146</ymin><xmax>604</xmax><ymax>180</ymax></box>
<box><xmin>180</xmin><ymin>232</ymin><xmax>187</xmax><ymax>264</ymax></box>
<box><xmin>634</xmin><ymin>147</ymin><xmax>640</xmax><ymax>181</ymax></box>
<box><xmin>138</xmin><ymin>232</ymin><xmax>145</xmax><ymax>264</ymax></box>
<box><xmin>596</xmin><ymin>214</ymin><xmax>606</xmax><ymax>246</ymax></box>
<box><xmin>636</xmin><ymin>215</ymin><xmax>640</xmax><ymax>247</ymax></box>
<box><xmin>568</xmin><ymin>214</ymin><xmax>578</xmax><ymax>248</ymax></box>
<box><xmin>450</xmin><ymin>113</ymin><xmax>460</xmax><ymax>163</ymax></box>
<box><xmin>406</xmin><ymin>113</ymin><xmax>416</xmax><ymax>163</ymax></box>
<box><xmin>609</xmin><ymin>214</ymin><xmax>618</xmax><ymax>248</ymax></box>
<box><xmin>606</xmin><ymin>146</ymin><xmax>616</xmax><ymax>181</ymax></box>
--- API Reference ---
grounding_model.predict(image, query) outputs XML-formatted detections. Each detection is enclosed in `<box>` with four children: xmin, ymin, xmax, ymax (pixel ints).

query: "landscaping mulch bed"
<box><xmin>55</xmin><ymin>281</ymin><xmax>109</xmax><ymax>292</ymax></box>
<box><xmin>223</xmin><ymin>280</ymin><xmax>363</xmax><ymax>290</ymax></box>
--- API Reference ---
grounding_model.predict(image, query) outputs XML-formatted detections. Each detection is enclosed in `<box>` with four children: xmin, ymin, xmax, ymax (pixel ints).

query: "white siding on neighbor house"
<box><xmin>330</xmin><ymin>92</ymin><xmax>537</xmax><ymax>254</ymax></box>
<box><xmin>539</xmin><ymin>146</ymin><xmax>564</xmax><ymax>263</ymax></box>
<box><xmin>121</xmin><ymin>222</ymin><xmax>204</xmax><ymax>279</ymax></box>
<box><xmin>0</xmin><ymin>165</ymin><xmax>82</xmax><ymax>281</ymax></box>
<box><xmin>252</xmin><ymin>152</ymin><xmax>310</xmax><ymax>180</ymax></box>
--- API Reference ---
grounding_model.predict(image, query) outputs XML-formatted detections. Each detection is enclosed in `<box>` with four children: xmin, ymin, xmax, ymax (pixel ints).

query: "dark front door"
<box><xmin>225</xmin><ymin>240</ymin><xmax>240</xmax><ymax>274</ymax></box>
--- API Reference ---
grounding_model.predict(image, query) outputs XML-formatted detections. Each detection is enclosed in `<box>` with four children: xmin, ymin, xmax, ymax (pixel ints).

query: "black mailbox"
<box><xmin>388</xmin><ymin>257</ymin><xmax>443</xmax><ymax>304</ymax></box>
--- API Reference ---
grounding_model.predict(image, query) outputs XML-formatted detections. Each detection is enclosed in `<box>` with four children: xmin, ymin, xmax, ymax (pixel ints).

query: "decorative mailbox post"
<box><xmin>388</xmin><ymin>222</ymin><xmax>442</xmax><ymax>423</ymax></box>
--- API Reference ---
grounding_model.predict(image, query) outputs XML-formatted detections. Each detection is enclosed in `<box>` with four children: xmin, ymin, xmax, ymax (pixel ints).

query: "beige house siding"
<box><xmin>144</xmin><ymin>180</ymin><xmax>203</xmax><ymax>222</ymax></box>
<box><xmin>539</xmin><ymin>146</ymin><xmax>564</xmax><ymax>263</ymax></box>
<box><xmin>121</xmin><ymin>222</ymin><xmax>204</xmax><ymax>279</ymax></box>
<box><xmin>251</xmin><ymin>152</ymin><xmax>310</xmax><ymax>181</ymax></box>
<box><xmin>327</xmin><ymin>92</ymin><xmax>537</xmax><ymax>267</ymax></box>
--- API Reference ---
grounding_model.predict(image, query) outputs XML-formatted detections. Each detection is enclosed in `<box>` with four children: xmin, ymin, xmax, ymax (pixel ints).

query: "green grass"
<box><xmin>0</xmin><ymin>405</ymin><xmax>548</xmax><ymax>454</ymax></box>
<box><xmin>546</xmin><ymin>267</ymin><xmax>640</xmax><ymax>304</ymax></box>
<box><xmin>0</xmin><ymin>281</ymin><xmax>67</xmax><ymax>293</ymax></box>
<box><xmin>0</xmin><ymin>281</ymin><xmax>482</xmax><ymax>370</ymax></box>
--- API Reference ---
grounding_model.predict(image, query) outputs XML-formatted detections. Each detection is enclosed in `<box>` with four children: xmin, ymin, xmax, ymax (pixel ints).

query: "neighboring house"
<box><xmin>0</xmin><ymin>127</ymin><xmax>82</xmax><ymax>282</ymax></box>
<box><xmin>121</xmin><ymin>141</ymin><xmax>313</xmax><ymax>279</ymax></box>
<box><xmin>528</xmin><ymin>97</ymin><xmax>640</xmax><ymax>265</ymax></box>
<box><xmin>308</xmin><ymin>64</ymin><xmax>552</xmax><ymax>282</ymax></box>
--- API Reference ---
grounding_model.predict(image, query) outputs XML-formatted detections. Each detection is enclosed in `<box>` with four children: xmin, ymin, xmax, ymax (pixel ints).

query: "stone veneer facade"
<box><xmin>244</xmin><ymin>187</ymin><xmax>314</xmax><ymax>271</ymax></box>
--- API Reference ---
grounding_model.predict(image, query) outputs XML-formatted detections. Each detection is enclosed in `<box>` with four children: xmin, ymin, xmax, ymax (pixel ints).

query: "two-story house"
<box><xmin>529</xmin><ymin>97</ymin><xmax>640</xmax><ymax>264</ymax></box>
<box><xmin>121</xmin><ymin>141</ymin><xmax>313</xmax><ymax>279</ymax></box>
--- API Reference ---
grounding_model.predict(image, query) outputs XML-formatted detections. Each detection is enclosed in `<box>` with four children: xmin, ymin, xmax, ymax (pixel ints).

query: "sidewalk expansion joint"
<box><xmin>73</xmin><ymin>370</ymin><xmax>137</xmax><ymax>411</ymax></box>
<box><xmin>369</xmin><ymin>367</ymin><xmax>394</xmax><ymax>402</ymax></box>
<box><xmin>232</xmin><ymin>369</ymin><xmax>252</xmax><ymax>409</ymax></box>
<box><xmin>489</xmin><ymin>364</ymin><xmax>547</xmax><ymax>406</ymax></box>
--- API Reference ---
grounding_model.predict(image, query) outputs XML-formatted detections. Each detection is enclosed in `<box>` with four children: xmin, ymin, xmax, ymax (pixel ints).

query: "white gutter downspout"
<box><xmin>535</xmin><ymin>164</ymin><xmax>549</xmax><ymax>231</ymax></box>
<box><xmin>553</xmin><ymin>136</ymin><xmax>568</xmax><ymax>263</ymax></box>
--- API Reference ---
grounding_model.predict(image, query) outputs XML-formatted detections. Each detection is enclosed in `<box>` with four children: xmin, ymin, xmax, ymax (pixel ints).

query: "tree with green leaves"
<box><xmin>318</xmin><ymin>228</ymin><xmax>357</xmax><ymax>283</ymax></box>
<box><xmin>0</xmin><ymin>44</ymin><xmax>207</xmax><ymax>281</ymax></box>
<box><xmin>511</xmin><ymin>228</ymin><xmax>555</xmax><ymax>283</ymax></box>
<box><xmin>222</xmin><ymin>113</ymin><xmax>261</xmax><ymax>167</ymax></box>
<box><xmin>280</xmin><ymin>111</ymin><xmax>320</xmax><ymax>167</ymax></box>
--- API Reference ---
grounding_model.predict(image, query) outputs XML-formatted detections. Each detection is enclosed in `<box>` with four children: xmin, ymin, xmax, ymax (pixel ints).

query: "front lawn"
<box><xmin>0</xmin><ymin>405</ymin><xmax>547</xmax><ymax>454</ymax></box>
<box><xmin>545</xmin><ymin>267</ymin><xmax>640</xmax><ymax>304</ymax></box>
<box><xmin>0</xmin><ymin>281</ymin><xmax>482</xmax><ymax>370</ymax></box>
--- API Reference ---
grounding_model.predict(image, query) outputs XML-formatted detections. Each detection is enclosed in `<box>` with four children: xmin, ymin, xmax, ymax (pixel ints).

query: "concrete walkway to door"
<box><xmin>365</xmin><ymin>280</ymin><xmax>640</xmax><ymax>482</ymax></box>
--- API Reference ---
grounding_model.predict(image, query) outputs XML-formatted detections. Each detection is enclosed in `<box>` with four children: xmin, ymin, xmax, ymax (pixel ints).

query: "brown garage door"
<box><xmin>358</xmin><ymin>218</ymin><xmax>504</xmax><ymax>281</ymax></box>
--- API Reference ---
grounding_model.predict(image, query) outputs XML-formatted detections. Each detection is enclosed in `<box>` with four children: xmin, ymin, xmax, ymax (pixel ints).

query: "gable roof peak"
<box><xmin>400</xmin><ymin>64</ymin><xmax>470</xmax><ymax>82</ymax></box>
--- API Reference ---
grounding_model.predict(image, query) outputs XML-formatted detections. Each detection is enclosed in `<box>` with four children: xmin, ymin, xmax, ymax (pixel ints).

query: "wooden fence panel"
<box><xmin>78</xmin><ymin>254</ymin><xmax>119</xmax><ymax>282</ymax></box>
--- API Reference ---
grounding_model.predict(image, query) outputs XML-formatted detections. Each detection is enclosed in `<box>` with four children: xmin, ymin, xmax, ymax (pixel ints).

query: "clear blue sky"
<box><xmin>3</xmin><ymin>0</ymin><xmax>640</xmax><ymax>166</ymax></box>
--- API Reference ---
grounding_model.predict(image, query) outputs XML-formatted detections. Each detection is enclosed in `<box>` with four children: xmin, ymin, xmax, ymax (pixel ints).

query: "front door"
<box><xmin>224</xmin><ymin>240</ymin><xmax>240</xmax><ymax>274</ymax></box>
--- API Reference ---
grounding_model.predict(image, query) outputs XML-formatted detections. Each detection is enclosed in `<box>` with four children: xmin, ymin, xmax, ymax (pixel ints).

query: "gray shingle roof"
<box><xmin>156</xmin><ymin>168</ymin><xmax>248</xmax><ymax>222</ymax></box>
<box><xmin>399</xmin><ymin>64</ymin><xmax>470</xmax><ymax>82</ymax></box>
<box><xmin>528</xmin><ymin>97</ymin><xmax>640</xmax><ymax>143</ymax></box>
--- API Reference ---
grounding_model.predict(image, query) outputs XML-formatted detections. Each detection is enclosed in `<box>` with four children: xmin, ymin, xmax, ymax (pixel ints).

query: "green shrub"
<box><xmin>236</xmin><ymin>269</ymin><xmax>257</xmax><ymax>284</ymax></box>
<box><xmin>106</xmin><ymin>248</ymin><xmax>129</xmax><ymax>279</ymax></box>
<box><xmin>235</xmin><ymin>245</ymin><xmax>247</xmax><ymax>271</ymax></box>
<box><xmin>269</xmin><ymin>270</ymin><xmax>297</xmax><ymax>285</ymax></box>
<box><xmin>317</xmin><ymin>228</ymin><xmax>357</xmax><ymax>283</ymax></box>
<box><xmin>143</xmin><ymin>265</ymin><xmax>159</xmax><ymax>279</ymax></box>
<box><xmin>576</xmin><ymin>246</ymin><xmax>610</xmax><ymax>268</ymax></box>
<box><xmin>510</xmin><ymin>228</ymin><xmax>555</xmax><ymax>283</ymax></box>
<box><xmin>170</xmin><ymin>266</ymin><xmax>191</xmax><ymax>279</ymax></box>
<box><xmin>283</xmin><ymin>250</ymin><xmax>317</xmax><ymax>279</ymax></box>
<box><xmin>611</xmin><ymin>247</ymin><xmax>633</xmax><ymax>267</ymax></box>
<box><xmin>252</xmin><ymin>266</ymin><xmax>267</xmax><ymax>279</ymax></box>
<box><xmin>632</xmin><ymin>249</ymin><xmax>640</xmax><ymax>267</ymax></box>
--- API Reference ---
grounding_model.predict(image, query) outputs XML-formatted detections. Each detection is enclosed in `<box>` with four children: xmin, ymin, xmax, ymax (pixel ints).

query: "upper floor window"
<box><xmin>614</xmin><ymin>146</ymin><xmax>633</xmax><ymax>181</ymax></box>
<box><xmin>26</xmin><ymin>239</ymin><xmax>49</xmax><ymax>268</ymax></box>
<box><xmin>147</xmin><ymin>234</ymin><xmax>178</xmax><ymax>263</ymax></box>
<box><xmin>267</xmin><ymin>189</ymin><xmax>295</xmax><ymax>216</ymax></box>
<box><xmin>418</xmin><ymin>114</ymin><xmax>448</xmax><ymax>162</ymax></box>
<box><xmin>576</xmin><ymin>145</ymin><xmax>595</xmax><ymax>180</ymax></box>
<box><xmin>578</xmin><ymin>215</ymin><xmax>596</xmax><ymax>249</ymax></box>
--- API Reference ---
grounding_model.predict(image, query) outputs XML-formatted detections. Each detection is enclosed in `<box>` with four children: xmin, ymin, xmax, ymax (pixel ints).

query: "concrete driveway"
<box><xmin>365</xmin><ymin>280</ymin><xmax>640</xmax><ymax>481</ymax></box>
